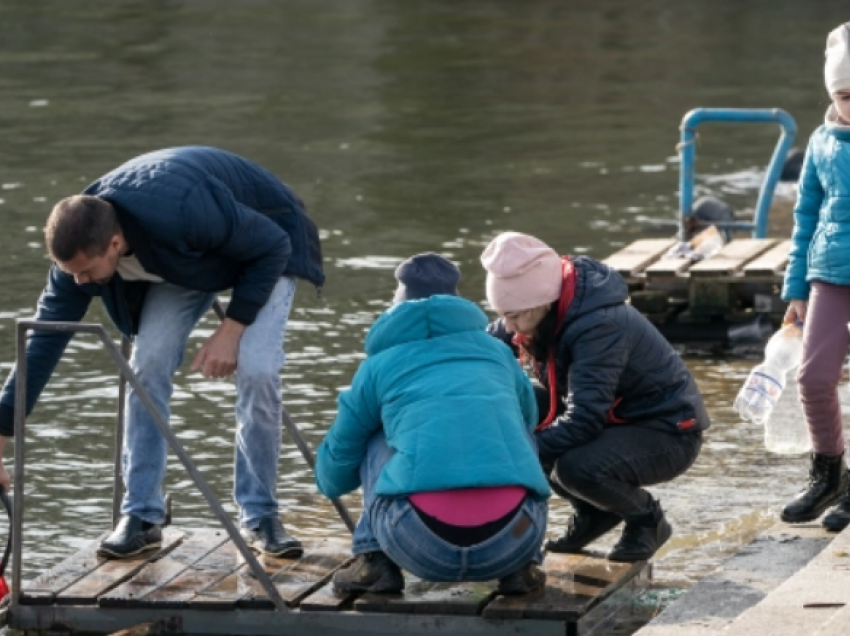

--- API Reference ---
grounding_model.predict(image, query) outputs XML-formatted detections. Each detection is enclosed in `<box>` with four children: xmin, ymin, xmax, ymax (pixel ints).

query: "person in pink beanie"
<box><xmin>480</xmin><ymin>231</ymin><xmax>709</xmax><ymax>562</ymax></box>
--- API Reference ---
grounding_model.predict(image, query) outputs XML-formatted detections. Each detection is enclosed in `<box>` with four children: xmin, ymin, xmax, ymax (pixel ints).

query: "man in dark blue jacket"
<box><xmin>0</xmin><ymin>147</ymin><xmax>324</xmax><ymax>559</ymax></box>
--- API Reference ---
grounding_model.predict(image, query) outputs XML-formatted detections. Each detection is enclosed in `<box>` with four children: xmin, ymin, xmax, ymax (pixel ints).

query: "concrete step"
<box><xmin>812</xmin><ymin>603</ymin><xmax>850</xmax><ymax>636</ymax></box>
<box><xmin>633</xmin><ymin>522</ymin><xmax>834</xmax><ymax>636</ymax></box>
<box><xmin>720</xmin><ymin>524</ymin><xmax>850</xmax><ymax>635</ymax></box>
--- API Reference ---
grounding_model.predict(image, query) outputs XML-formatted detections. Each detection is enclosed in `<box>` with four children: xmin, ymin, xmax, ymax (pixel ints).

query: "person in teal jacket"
<box><xmin>780</xmin><ymin>23</ymin><xmax>850</xmax><ymax>532</ymax></box>
<box><xmin>316</xmin><ymin>253</ymin><xmax>550</xmax><ymax>595</ymax></box>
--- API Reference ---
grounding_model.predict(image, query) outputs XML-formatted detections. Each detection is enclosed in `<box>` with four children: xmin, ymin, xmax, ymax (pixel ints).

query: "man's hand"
<box><xmin>0</xmin><ymin>436</ymin><xmax>10</xmax><ymax>492</ymax></box>
<box><xmin>784</xmin><ymin>299</ymin><xmax>808</xmax><ymax>325</ymax></box>
<box><xmin>190</xmin><ymin>318</ymin><xmax>246</xmax><ymax>378</ymax></box>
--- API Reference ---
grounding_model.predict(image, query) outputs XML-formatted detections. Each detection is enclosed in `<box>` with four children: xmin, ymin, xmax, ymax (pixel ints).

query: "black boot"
<box><xmin>823</xmin><ymin>480</ymin><xmax>850</xmax><ymax>532</ymax></box>
<box><xmin>781</xmin><ymin>453</ymin><xmax>849</xmax><ymax>523</ymax></box>
<box><xmin>546</xmin><ymin>499</ymin><xmax>622</xmax><ymax>553</ymax></box>
<box><xmin>333</xmin><ymin>551</ymin><xmax>404</xmax><ymax>594</ymax></box>
<box><xmin>608</xmin><ymin>498</ymin><xmax>672</xmax><ymax>562</ymax></box>
<box><xmin>97</xmin><ymin>515</ymin><xmax>162</xmax><ymax>559</ymax></box>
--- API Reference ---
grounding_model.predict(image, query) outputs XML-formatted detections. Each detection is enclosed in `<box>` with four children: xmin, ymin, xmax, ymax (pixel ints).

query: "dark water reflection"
<box><xmin>0</xmin><ymin>0</ymin><xmax>846</xmax><ymax>596</ymax></box>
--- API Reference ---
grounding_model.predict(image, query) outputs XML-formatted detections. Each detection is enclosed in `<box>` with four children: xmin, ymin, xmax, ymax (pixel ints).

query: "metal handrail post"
<box><xmin>678</xmin><ymin>107</ymin><xmax>797</xmax><ymax>241</ymax></box>
<box><xmin>111</xmin><ymin>336</ymin><xmax>131</xmax><ymax>526</ymax></box>
<box><xmin>12</xmin><ymin>323</ymin><xmax>28</xmax><ymax>608</ymax></box>
<box><xmin>12</xmin><ymin>320</ymin><xmax>289</xmax><ymax>612</ymax></box>
<box><xmin>210</xmin><ymin>300</ymin><xmax>355</xmax><ymax>533</ymax></box>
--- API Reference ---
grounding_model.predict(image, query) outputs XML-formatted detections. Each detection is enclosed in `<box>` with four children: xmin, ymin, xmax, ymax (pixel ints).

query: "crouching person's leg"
<box><xmin>550</xmin><ymin>426</ymin><xmax>702</xmax><ymax>562</ymax></box>
<box><xmin>333</xmin><ymin>432</ymin><xmax>404</xmax><ymax>594</ymax></box>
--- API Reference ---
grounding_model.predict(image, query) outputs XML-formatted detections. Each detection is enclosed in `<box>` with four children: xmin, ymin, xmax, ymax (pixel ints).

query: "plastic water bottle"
<box><xmin>733</xmin><ymin>322</ymin><xmax>810</xmax><ymax>454</ymax></box>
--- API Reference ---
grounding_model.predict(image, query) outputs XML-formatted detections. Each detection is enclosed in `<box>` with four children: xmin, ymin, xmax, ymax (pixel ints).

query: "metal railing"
<box><xmin>10</xmin><ymin>320</ymin><xmax>302</xmax><ymax>611</ymax></box>
<box><xmin>678</xmin><ymin>107</ymin><xmax>797</xmax><ymax>241</ymax></box>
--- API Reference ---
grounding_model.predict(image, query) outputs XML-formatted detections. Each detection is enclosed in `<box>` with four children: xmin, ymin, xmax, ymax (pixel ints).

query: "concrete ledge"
<box><xmin>634</xmin><ymin>522</ymin><xmax>834</xmax><ymax>636</ymax></box>
<box><xmin>723</xmin><ymin>525</ymin><xmax>850</xmax><ymax>635</ymax></box>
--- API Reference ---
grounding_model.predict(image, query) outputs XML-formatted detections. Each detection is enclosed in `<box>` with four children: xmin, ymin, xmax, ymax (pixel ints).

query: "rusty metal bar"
<box><xmin>12</xmin><ymin>320</ymin><xmax>289</xmax><ymax>612</ymax></box>
<box><xmin>111</xmin><ymin>335</ymin><xmax>131</xmax><ymax>526</ymax></box>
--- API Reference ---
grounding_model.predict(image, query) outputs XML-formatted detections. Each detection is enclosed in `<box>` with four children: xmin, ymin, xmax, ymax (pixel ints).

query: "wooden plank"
<box><xmin>298</xmin><ymin>581</ymin><xmax>356</xmax><ymax>612</ymax></box>
<box><xmin>197</xmin><ymin>538</ymin><xmax>352</xmax><ymax>609</ymax></box>
<box><xmin>482</xmin><ymin>553</ymin><xmax>587</xmax><ymax>619</ymax></box>
<box><xmin>641</xmin><ymin>227</ymin><xmax>726</xmax><ymax>282</ymax></box>
<box><xmin>20</xmin><ymin>533</ymin><xmax>109</xmax><ymax>605</ymax></box>
<box><xmin>99</xmin><ymin>529</ymin><xmax>229</xmax><ymax>607</ymax></box>
<box><xmin>355</xmin><ymin>575</ymin><xmax>498</xmax><ymax>616</ymax></box>
<box><xmin>140</xmin><ymin>539</ymin><xmax>242</xmax><ymax>608</ymax></box>
<box><xmin>603</xmin><ymin>239</ymin><xmax>677</xmax><ymax>279</ymax></box>
<box><xmin>688</xmin><ymin>239</ymin><xmax>777</xmax><ymax>278</ymax></box>
<box><xmin>644</xmin><ymin>257</ymin><xmax>694</xmax><ymax>281</ymax></box>
<box><xmin>743</xmin><ymin>239</ymin><xmax>792</xmax><ymax>278</ymax></box>
<box><xmin>56</xmin><ymin>530</ymin><xmax>184</xmax><ymax>606</ymax></box>
<box><xmin>482</xmin><ymin>552</ymin><xmax>647</xmax><ymax>620</ymax></box>
<box><xmin>189</xmin><ymin>549</ymin><xmax>297</xmax><ymax>610</ymax></box>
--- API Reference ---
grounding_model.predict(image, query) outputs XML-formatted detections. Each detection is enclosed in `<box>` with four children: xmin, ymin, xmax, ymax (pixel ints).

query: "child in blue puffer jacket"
<box><xmin>780</xmin><ymin>23</ymin><xmax>850</xmax><ymax>532</ymax></box>
<box><xmin>316</xmin><ymin>254</ymin><xmax>550</xmax><ymax>595</ymax></box>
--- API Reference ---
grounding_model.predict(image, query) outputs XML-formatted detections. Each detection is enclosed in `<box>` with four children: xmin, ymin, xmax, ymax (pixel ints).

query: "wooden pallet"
<box><xmin>10</xmin><ymin>528</ymin><xmax>650</xmax><ymax>636</ymax></box>
<box><xmin>603</xmin><ymin>236</ymin><xmax>792</xmax><ymax>336</ymax></box>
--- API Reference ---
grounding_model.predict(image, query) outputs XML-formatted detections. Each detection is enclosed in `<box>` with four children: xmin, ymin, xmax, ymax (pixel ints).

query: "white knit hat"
<box><xmin>825</xmin><ymin>23</ymin><xmax>850</xmax><ymax>94</ymax></box>
<box><xmin>480</xmin><ymin>232</ymin><xmax>562</xmax><ymax>314</ymax></box>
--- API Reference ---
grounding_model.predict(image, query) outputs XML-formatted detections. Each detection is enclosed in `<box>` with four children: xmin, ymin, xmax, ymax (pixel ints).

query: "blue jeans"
<box><xmin>353</xmin><ymin>433</ymin><xmax>547</xmax><ymax>582</ymax></box>
<box><xmin>121</xmin><ymin>277</ymin><xmax>297</xmax><ymax>528</ymax></box>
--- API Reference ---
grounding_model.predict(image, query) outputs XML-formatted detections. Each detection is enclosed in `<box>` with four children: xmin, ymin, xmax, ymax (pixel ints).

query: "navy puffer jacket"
<box><xmin>492</xmin><ymin>256</ymin><xmax>710</xmax><ymax>463</ymax></box>
<box><xmin>0</xmin><ymin>146</ymin><xmax>324</xmax><ymax>435</ymax></box>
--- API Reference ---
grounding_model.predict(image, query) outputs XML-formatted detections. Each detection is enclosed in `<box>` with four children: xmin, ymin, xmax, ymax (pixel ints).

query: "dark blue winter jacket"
<box><xmin>0</xmin><ymin>146</ymin><xmax>324</xmax><ymax>436</ymax></box>
<box><xmin>491</xmin><ymin>257</ymin><xmax>710</xmax><ymax>463</ymax></box>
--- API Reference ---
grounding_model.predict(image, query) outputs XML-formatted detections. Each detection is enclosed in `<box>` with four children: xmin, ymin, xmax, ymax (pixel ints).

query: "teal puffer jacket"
<box><xmin>315</xmin><ymin>295</ymin><xmax>550</xmax><ymax>501</ymax></box>
<box><xmin>783</xmin><ymin>124</ymin><xmax>850</xmax><ymax>301</ymax></box>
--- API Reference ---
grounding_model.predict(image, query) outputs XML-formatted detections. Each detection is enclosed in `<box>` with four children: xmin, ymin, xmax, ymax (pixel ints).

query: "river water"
<box><xmin>0</xmin><ymin>0</ymin><xmax>847</xmax><ymax>611</ymax></box>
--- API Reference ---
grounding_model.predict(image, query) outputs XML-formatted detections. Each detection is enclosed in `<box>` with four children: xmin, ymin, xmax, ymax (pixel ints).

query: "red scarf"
<box><xmin>512</xmin><ymin>256</ymin><xmax>577</xmax><ymax>431</ymax></box>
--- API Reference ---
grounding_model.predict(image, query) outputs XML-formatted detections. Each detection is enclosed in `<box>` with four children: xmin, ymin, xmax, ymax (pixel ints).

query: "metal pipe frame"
<box><xmin>12</xmin><ymin>320</ymin><xmax>289</xmax><ymax>612</ymax></box>
<box><xmin>111</xmin><ymin>336</ymin><xmax>131</xmax><ymax>526</ymax></box>
<box><xmin>678</xmin><ymin>107</ymin><xmax>797</xmax><ymax>241</ymax></box>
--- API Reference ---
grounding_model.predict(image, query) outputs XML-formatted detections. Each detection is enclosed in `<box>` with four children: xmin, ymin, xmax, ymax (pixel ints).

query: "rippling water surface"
<box><xmin>0</xmin><ymin>0</ymin><xmax>846</xmax><ymax>604</ymax></box>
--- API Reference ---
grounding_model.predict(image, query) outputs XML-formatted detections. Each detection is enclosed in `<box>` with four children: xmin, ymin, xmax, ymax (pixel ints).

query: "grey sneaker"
<box><xmin>333</xmin><ymin>551</ymin><xmax>404</xmax><ymax>594</ymax></box>
<box><xmin>97</xmin><ymin>515</ymin><xmax>162</xmax><ymax>559</ymax></box>
<box><xmin>240</xmin><ymin>516</ymin><xmax>303</xmax><ymax>558</ymax></box>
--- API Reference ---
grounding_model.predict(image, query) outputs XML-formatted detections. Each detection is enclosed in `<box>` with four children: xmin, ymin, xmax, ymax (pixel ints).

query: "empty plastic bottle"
<box><xmin>733</xmin><ymin>322</ymin><xmax>810</xmax><ymax>454</ymax></box>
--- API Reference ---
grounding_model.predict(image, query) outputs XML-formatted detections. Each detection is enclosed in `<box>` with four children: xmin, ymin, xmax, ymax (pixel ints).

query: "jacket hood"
<box><xmin>562</xmin><ymin>256</ymin><xmax>628</xmax><ymax>325</ymax></box>
<box><xmin>365</xmin><ymin>295</ymin><xmax>488</xmax><ymax>356</ymax></box>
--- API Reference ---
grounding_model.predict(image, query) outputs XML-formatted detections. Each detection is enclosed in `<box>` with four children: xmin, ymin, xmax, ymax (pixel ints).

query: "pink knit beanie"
<box><xmin>480</xmin><ymin>232</ymin><xmax>563</xmax><ymax>314</ymax></box>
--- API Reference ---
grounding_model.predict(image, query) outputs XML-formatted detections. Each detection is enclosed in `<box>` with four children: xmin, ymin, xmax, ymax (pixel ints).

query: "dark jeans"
<box><xmin>550</xmin><ymin>425</ymin><xmax>703</xmax><ymax>520</ymax></box>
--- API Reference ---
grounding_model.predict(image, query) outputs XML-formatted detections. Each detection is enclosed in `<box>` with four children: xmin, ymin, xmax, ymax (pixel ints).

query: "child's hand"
<box><xmin>783</xmin><ymin>299</ymin><xmax>808</xmax><ymax>325</ymax></box>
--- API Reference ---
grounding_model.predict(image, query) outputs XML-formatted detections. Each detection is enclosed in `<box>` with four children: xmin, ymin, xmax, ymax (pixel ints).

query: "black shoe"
<box><xmin>545</xmin><ymin>502</ymin><xmax>621</xmax><ymax>553</ymax></box>
<box><xmin>97</xmin><ymin>515</ymin><xmax>162</xmax><ymax>559</ymax></box>
<box><xmin>496</xmin><ymin>562</ymin><xmax>547</xmax><ymax>595</ymax></box>
<box><xmin>240</xmin><ymin>516</ymin><xmax>303</xmax><ymax>558</ymax></box>
<box><xmin>333</xmin><ymin>551</ymin><xmax>404</xmax><ymax>594</ymax></box>
<box><xmin>823</xmin><ymin>482</ymin><xmax>850</xmax><ymax>532</ymax></box>
<box><xmin>608</xmin><ymin>499</ymin><xmax>672</xmax><ymax>562</ymax></box>
<box><xmin>781</xmin><ymin>453</ymin><xmax>849</xmax><ymax>523</ymax></box>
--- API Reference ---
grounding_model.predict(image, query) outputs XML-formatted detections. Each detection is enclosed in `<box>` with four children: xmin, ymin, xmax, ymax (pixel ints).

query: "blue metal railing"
<box><xmin>678</xmin><ymin>108</ymin><xmax>797</xmax><ymax>241</ymax></box>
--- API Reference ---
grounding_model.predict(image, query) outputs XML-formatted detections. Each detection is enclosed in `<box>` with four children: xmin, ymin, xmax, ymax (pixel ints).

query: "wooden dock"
<box><xmin>602</xmin><ymin>236</ymin><xmax>792</xmax><ymax>343</ymax></box>
<box><xmin>5</xmin><ymin>528</ymin><xmax>649</xmax><ymax>636</ymax></box>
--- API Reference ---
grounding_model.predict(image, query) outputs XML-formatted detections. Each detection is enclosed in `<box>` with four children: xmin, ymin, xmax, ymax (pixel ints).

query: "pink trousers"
<box><xmin>797</xmin><ymin>281</ymin><xmax>850</xmax><ymax>456</ymax></box>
